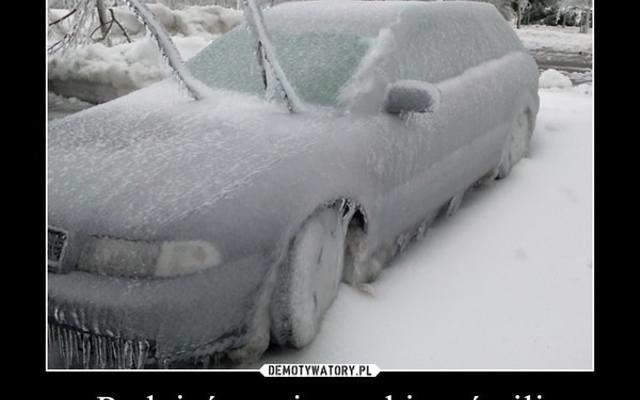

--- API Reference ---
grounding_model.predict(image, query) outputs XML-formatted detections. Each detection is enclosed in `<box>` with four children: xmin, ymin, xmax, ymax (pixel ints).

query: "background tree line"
<box><xmin>48</xmin><ymin>0</ymin><xmax>593</xmax><ymax>49</ymax></box>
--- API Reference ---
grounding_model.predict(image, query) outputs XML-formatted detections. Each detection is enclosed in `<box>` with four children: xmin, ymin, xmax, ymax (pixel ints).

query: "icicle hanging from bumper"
<box><xmin>49</xmin><ymin>323</ymin><xmax>152</xmax><ymax>369</ymax></box>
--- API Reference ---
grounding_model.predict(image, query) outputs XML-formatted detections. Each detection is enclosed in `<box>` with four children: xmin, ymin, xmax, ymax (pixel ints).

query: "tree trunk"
<box><xmin>96</xmin><ymin>0</ymin><xmax>110</xmax><ymax>43</ymax></box>
<box><xmin>580</xmin><ymin>10</ymin><xmax>590</xmax><ymax>33</ymax></box>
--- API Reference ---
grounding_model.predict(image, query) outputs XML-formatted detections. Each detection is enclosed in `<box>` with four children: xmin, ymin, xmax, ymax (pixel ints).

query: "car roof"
<box><xmin>265</xmin><ymin>0</ymin><xmax>497</xmax><ymax>37</ymax></box>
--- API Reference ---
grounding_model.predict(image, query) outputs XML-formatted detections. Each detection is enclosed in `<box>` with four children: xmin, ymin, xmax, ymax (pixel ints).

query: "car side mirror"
<box><xmin>384</xmin><ymin>80</ymin><xmax>441</xmax><ymax>114</ymax></box>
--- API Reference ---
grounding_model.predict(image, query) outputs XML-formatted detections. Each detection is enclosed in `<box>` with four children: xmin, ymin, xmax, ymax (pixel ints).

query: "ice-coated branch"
<box><xmin>49</xmin><ymin>0</ymin><xmax>96</xmax><ymax>55</ymax></box>
<box><xmin>49</xmin><ymin>8</ymin><xmax>77</xmax><ymax>26</ymax></box>
<box><xmin>241</xmin><ymin>0</ymin><xmax>304</xmax><ymax>113</ymax></box>
<box><xmin>123</xmin><ymin>0</ymin><xmax>211</xmax><ymax>100</ymax></box>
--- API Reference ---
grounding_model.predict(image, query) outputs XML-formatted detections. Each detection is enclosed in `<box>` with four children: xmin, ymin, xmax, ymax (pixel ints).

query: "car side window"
<box><xmin>388</xmin><ymin>6</ymin><xmax>524</xmax><ymax>84</ymax></box>
<box><xmin>339</xmin><ymin>4</ymin><xmax>524</xmax><ymax>113</ymax></box>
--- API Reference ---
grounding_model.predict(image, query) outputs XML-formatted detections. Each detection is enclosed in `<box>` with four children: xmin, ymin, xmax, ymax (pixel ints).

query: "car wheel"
<box><xmin>497</xmin><ymin>111</ymin><xmax>532</xmax><ymax>179</ymax></box>
<box><xmin>271</xmin><ymin>205</ymin><xmax>350</xmax><ymax>348</ymax></box>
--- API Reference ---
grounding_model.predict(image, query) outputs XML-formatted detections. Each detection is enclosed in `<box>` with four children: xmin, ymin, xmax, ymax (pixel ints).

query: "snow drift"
<box><xmin>539</xmin><ymin>68</ymin><xmax>573</xmax><ymax>89</ymax></box>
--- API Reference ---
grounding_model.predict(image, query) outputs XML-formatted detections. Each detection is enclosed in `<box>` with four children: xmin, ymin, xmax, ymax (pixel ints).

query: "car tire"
<box><xmin>497</xmin><ymin>111</ymin><xmax>532</xmax><ymax>179</ymax></box>
<box><xmin>270</xmin><ymin>205</ymin><xmax>349</xmax><ymax>348</ymax></box>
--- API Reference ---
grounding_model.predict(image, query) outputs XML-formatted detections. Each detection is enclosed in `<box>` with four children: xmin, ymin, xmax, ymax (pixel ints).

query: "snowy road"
<box><xmin>259</xmin><ymin>87</ymin><xmax>593</xmax><ymax>370</ymax></box>
<box><xmin>531</xmin><ymin>49</ymin><xmax>592</xmax><ymax>75</ymax></box>
<box><xmin>515</xmin><ymin>25</ymin><xmax>592</xmax><ymax>78</ymax></box>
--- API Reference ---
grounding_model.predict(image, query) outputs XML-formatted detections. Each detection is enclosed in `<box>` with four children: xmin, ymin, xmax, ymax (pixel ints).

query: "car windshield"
<box><xmin>187</xmin><ymin>26</ymin><xmax>372</xmax><ymax>106</ymax></box>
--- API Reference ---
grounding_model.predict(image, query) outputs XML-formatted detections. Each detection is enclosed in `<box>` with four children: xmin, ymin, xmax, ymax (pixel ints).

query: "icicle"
<box><xmin>62</xmin><ymin>328</ymin><xmax>71</xmax><ymax>367</ymax></box>
<box><xmin>72</xmin><ymin>329</ymin><xmax>81</xmax><ymax>367</ymax></box>
<box><xmin>135</xmin><ymin>340</ymin><xmax>150</xmax><ymax>369</ymax></box>
<box><xmin>49</xmin><ymin>323</ymin><xmax>158</xmax><ymax>369</ymax></box>
<box><xmin>116</xmin><ymin>338</ymin><xmax>125</xmax><ymax>369</ymax></box>
<box><xmin>112</xmin><ymin>339</ymin><xmax>119</xmax><ymax>369</ymax></box>
<box><xmin>81</xmin><ymin>333</ymin><xmax>91</xmax><ymax>368</ymax></box>
<box><xmin>124</xmin><ymin>340</ymin><xmax>134</xmax><ymax>368</ymax></box>
<box><xmin>201</xmin><ymin>354</ymin><xmax>211</xmax><ymax>369</ymax></box>
<box><xmin>98</xmin><ymin>336</ymin><xmax>107</xmax><ymax>368</ymax></box>
<box><xmin>212</xmin><ymin>352</ymin><xmax>223</xmax><ymax>367</ymax></box>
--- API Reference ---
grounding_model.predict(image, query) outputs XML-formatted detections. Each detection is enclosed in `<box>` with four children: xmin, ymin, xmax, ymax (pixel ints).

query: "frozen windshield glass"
<box><xmin>187</xmin><ymin>26</ymin><xmax>371</xmax><ymax>106</ymax></box>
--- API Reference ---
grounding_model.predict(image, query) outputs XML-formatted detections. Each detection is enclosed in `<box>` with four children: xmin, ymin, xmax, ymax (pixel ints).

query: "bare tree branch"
<box><xmin>49</xmin><ymin>8</ymin><xmax>77</xmax><ymax>27</ymax></box>
<box><xmin>110</xmin><ymin>8</ymin><xmax>132</xmax><ymax>43</ymax></box>
<box><xmin>89</xmin><ymin>19</ymin><xmax>113</xmax><ymax>41</ymax></box>
<box><xmin>88</xmin><ymin>8</ymin><xmax>132</xmax><ymax>44</ymax></box>
<box><xmin>48</xmin><ymin>39</ymin><xmax>64</xmax><ymax>53</ymax></box>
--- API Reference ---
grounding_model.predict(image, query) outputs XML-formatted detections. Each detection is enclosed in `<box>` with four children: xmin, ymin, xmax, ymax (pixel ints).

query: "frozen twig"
<box><xmin>109</xmin><ymin>8</ymin><xmax>132</xmax><ymax>43</ymax></box>
<box><xmin>49</xmin><ymin>8</ymin><xmax>77</xmax><ymax>26</ymax></box>
<box><xmin>48</xmin><ymin>39</ymin><xmax>65</xmax><ymax>53</ymax></box>
<box><xmin>90</xmin><ymin>8</ymin><xmax>132</xmax><ymax>43</ymax></box>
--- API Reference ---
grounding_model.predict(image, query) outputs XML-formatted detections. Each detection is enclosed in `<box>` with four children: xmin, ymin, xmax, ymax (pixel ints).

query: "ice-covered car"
<box><xmin>48</xmin><ymin>0</ymin><xmax>539</xmax><ymax>368</ymax></box>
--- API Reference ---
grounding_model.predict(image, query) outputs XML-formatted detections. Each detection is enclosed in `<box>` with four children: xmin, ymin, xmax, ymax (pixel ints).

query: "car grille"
<box><xmin>48</xmin><ymin>228</ymin><xmax>68</xmax><ymax>269</ymax></box>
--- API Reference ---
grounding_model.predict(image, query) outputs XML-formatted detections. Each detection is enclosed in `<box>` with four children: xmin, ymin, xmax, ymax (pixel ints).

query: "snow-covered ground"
<box><xmin>539</xmin><ymin>68</ymin><xmax>573</xmax><ymax>89</ymax></box>
<box><xmin>48</xmin><ymin>92</ymin><xmax>94</xmax><ymax>121</ymax></box>
<box><xmin>516</xmin><ymin>25</ymin><xmax>592</xmax><ymax>54</ymax></box>
<box><xmin>259</xmin><ymin>86</ymin><xmax>593</xmax><ymax>369</ymax></box>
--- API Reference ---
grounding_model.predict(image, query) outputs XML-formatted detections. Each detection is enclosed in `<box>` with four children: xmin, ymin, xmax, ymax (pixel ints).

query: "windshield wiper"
<box><xmin>242</xmin><ymin>0</ymin><xmax>304</xmax><ymax>113</ymax></box>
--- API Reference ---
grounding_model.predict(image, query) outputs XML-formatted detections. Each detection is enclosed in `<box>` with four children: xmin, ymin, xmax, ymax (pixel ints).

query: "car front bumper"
<box><xmin>48</xmin><ymin>254</ymin><xmax>273</xmax><ymax>369</ymax></box>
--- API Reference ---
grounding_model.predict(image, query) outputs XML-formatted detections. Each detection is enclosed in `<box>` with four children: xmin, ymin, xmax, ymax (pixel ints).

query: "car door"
<box><xmin>364</xmin><ymin>7</ymin><xmax>517</xmax><ymax>246</ymax></box>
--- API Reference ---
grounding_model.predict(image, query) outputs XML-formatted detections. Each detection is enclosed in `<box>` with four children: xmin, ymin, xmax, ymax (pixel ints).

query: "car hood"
<box><xmin>48</xmin><ymin>81</ymin><xmax>341</xmax><ymax>240</ymax></box>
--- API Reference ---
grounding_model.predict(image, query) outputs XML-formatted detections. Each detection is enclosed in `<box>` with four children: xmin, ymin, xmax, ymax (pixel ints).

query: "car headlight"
<box><xmin>77</xmin><ymin>237</ymin><xmax>222</xmax><ymax>278</ymax></box>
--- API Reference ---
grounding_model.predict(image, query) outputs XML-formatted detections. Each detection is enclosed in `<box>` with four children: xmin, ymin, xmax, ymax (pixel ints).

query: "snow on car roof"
<box><xmin>265</xmin><ymin>0</ymin><xmax>495</xmax><ymax>37</ymax></box>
